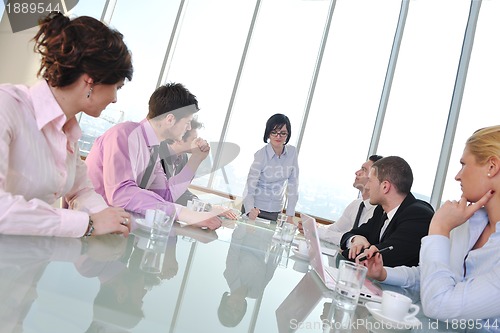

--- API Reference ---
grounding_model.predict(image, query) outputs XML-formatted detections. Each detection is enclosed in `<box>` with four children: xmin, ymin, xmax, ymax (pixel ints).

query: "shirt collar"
<box><xmin>363</xmin><ymin>198</ymin><xmax>375</xmax><ymax>208</ymax></box>
<box><xmin>140</xmin><ymin>118</ymin><xmax>161</xmax><ymax>147</ymax></box>
<box><xmin>30</xmin><ymin>80</ymin><xmax>81</xmax><ymax>142</ymax></box>
<box><xmin>30</xmin><ymin>80</ymin><xmax>67</xmax><ymax>130</ymax></box>
<box><xmin>386</xmin><ymin>205</ymin><xmax>400</xmax><ymax>221</ymax></box>
<box><xmin>265</xmin><ymin>143</ymin><xmax>288</xmax><ymax>159</ymax></box>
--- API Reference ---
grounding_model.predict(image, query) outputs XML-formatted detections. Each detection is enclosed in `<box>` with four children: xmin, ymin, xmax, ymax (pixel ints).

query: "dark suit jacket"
<box><xmin>340</xmin><ymin>193</ymin><xmax>434</xmax><ymax>267</ymax></box>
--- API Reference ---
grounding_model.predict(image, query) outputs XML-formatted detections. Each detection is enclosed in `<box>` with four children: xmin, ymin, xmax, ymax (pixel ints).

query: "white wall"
<box><xmin>0</xmin><ymin>12</ymin><xmax>40</xmax><ymax>85</ymax></box>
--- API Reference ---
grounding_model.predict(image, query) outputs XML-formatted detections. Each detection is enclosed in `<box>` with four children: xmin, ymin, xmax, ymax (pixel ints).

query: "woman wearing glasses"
<box><xmin>242</xmin><ymin>114</ymin><xmax>299</xmax><ymax>223</ymax></box>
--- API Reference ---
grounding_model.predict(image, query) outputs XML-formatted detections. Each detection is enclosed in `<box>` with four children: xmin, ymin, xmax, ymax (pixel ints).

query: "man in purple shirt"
<box><xmin>86</xmin><ymin>83</ymin><xmax>231</xmax><ymax>229</ymax></box>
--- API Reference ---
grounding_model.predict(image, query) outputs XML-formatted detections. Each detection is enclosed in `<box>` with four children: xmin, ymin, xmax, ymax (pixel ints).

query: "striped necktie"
<box><xmin>139</xmin><ymin>145</ymin><xmax>159</xmax><ymax>189</ymax></box>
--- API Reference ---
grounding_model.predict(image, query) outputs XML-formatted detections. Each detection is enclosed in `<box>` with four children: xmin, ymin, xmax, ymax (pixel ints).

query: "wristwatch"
<box><xmin>84</xmin><ymin>216</ymin><xmax>94</xmax><ymax>237</ymax></box>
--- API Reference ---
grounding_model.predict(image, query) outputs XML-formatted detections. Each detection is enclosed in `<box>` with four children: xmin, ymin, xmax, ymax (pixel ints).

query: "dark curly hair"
<box><xmin>33</xmin><ymin>11</ymin><xmax>133</xmax><ymax>87</ymax></box>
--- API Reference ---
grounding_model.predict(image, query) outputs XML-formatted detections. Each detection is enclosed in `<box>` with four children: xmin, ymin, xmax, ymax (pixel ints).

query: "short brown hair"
<box><xmin>371</xmin><ymin>156</ymin><xmax>413</xmax><ymax>195</ymax></box>
<box><xmin>147</xmin><ymin>83</ymin><xmax>199</xmax><ymax>120</ymax></box>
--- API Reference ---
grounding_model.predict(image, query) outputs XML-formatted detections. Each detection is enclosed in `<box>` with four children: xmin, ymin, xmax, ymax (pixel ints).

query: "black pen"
<box><xmin>358</xmin><ymin>245</ymin><xmax>394</xmax><ymax>262</ymax></box>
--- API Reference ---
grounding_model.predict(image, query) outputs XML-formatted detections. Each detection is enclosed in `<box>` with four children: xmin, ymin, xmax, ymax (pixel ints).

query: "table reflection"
<box><xmin>0</xmin><ymin>235</ymin><xmax>82</xmax><ymax>333</ymax></box>
<box><xmin>219</xmin><ymin>222</ymin><xmax>282</xmax><ymax>327</ymax></box>
<box><xmin>78</xmin><ymin>234</ymin><xmax>181</xmax><ymax>332</ymax></box>
<box><xmin>2</xmin><ymin>220</ymin><xmax>481</xmax><ymax>333</ymax></box>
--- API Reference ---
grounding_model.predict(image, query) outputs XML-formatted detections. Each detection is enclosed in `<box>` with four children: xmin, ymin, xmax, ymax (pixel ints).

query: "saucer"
<box><xmin>365</xmin><ymin>302</ymin><xmax>422</xmax><ymax>330</ymax></box>
<box><xmin>291</xmin><ymin>247</ymin><xmax>309</xmax><ymax>260</ymax></box>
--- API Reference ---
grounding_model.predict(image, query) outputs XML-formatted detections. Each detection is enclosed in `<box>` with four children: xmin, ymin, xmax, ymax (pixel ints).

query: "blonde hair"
<box><xmin>466</xmin><ymin>125</ymin><xmax>500</xmax><ymax>165</ymax></box>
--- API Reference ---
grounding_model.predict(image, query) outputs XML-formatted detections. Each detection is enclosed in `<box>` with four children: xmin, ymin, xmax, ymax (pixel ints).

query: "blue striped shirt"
<box><xmin>385</xmin><ymin>208</ymin><xmax>500</xmax><ymax>321</ymax></box>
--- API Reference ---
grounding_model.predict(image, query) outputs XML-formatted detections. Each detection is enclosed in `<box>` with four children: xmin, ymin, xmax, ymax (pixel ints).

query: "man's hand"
<box><xmin>194</xmin><ymin>215</ymin><xmax>223</xmax><ymax>230</ymax></box>
<box><xmin>355</xmin><ymin>244</ymin><xmax>379</xmax><ymax>263</ymax></box>
<box><xmin>358</xmin><ymin>247</ymin><xmax>387</xmax><ymax>281</ymax></box>
<box><xmin>348</xmin><ymin>235</ymin><xmax>370</xmax><ymax>260</ymax></box>
<box><xmin>190</xmin><ymin>137</ymin><xmax>210</xmax><ymax>161</ymax></box>
<box><xmin>211</xmin><ymin>205</ymin><xmax>239</xmax><ymax>220</ymax></box>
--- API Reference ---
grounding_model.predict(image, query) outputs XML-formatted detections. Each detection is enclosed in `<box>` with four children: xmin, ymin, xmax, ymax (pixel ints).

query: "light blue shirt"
<box><xmin>384</xmin><ymin>208</ymin><xmax>500</xmax><ymax>321</ymax></box>
<box><xmin>243</xmin><ymin>144</ymin><xmax>299</xmax><ymax>216</ymax></box>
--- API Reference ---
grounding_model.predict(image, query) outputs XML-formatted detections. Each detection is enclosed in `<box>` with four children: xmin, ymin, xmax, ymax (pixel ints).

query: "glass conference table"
<box><xmin>0</xmin><ymin>217</ymin><xmax>475</xmax><ymax>333</ymax></box>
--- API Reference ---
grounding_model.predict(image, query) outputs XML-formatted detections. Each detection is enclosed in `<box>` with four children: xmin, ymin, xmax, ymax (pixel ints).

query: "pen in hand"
<box><xmin>358</xmin><ymin>246</ymin><xmax>394</xmax><ymax>262</ymax></box>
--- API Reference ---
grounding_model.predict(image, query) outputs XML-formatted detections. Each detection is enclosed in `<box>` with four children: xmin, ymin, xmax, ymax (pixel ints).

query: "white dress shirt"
<box><xmin>379</xmin><ymin>205</ymin><xmax>398</xmax><ymax>241</ymax></box>
<box><xmin>318</xmin><ymin>198</ymin><xmax>375</xmax><ymax>246</ymax></box>
<box><xmin>0</xmin><ymin>81</ymin><xmax>108</xmax><ymax>237</ymax></box>
<box><xmin>384</xmin><ymin>208</ymin><xmax>500</xmax><ymax>320</ymax></box>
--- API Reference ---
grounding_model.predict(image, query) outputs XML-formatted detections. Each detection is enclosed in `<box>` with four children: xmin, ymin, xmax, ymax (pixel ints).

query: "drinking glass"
<box><xmin>280</xmin><ymin>222</ymin><xmax>298</xmax><ymax>248</ymax></box>
<box><xmin>150</xmin><ymin>202</ymin><xmax>176</xmax><ymax>241</ymax></box>
<box><xmin>140</xmin><ymin>237</ymin><xmax>168</xmax><ymax>274</ymax></box>
<box><xmin>330</xmin><ymin>261</ymin><xmax>367</xmax><ymax>331</ymax></box>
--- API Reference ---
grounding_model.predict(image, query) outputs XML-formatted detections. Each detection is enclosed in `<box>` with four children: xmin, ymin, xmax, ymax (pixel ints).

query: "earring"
<box><xmin>488</xmin><ymin>173</ymin><xmax>491</xmax><ymax>177</ymax></box>
<box><xmin>86</xmin><ymin>86</ymin><xmax>93</xmax><ymax>98</ymax></box>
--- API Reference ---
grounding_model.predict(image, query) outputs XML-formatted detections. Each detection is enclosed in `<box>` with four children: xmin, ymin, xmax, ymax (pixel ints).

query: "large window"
<box><xmin>162</xmin><ymin>0</ymin><xmax>258</xmax><ymax>190</ymax></box>
<box><xmin>4</xmin><ymin>0</ymin><xmax>498</xmax><ymax>222</ymax></box>
<box><xmin>297</xmin><ymin>0</ymin><xmax>401</xmax><ymax>220</ymax></box>
<box><xmin>377</xmin><ymin>0</ymin><xmax>470</xmax><ymax>202</ymax></box>
<box><xmin>68</xmin><ymin>0</ymin><xmax>107</xmax><ymax>18</ymax></box>
<box><xmin>78</xmin><ymin>0</ymin><xmax>183</xmax><ymax>154</ymax></box>
<box><xmin>211</xmin><ymin>0</ymin><xmax>331</xmax><ymax>197</ymax></box>
<box><xmin>442</xmin><ymin>0</ymin><xmax>500</xmax><ymax>201</ymax></box>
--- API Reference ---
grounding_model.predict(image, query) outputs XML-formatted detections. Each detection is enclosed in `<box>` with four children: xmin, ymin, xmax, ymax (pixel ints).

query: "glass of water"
<box><xmin>274</xmin><ymin>213</ymin><xmax>288</xmax><ymax>237</ymax></box>
<box><xmin>276</xmin><ymin>213</ymin><xmax>287</xmax><ymax>228</ymax></box>
<box><xmin>150</xmin><ymin>202</ymin><xmax>176</xmax><ymax>241</ymax></box>
<box><xmin>330</xmin><ymin>260</ymin><xmax>367</xmax><ymax>331</ymax></box>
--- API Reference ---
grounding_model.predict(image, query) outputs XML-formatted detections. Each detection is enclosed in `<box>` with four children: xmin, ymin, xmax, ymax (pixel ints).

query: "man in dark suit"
<box><xmin>340</xmin><ymin>156</ymin><xmax>434</xmax><ymax>267</ymax></box>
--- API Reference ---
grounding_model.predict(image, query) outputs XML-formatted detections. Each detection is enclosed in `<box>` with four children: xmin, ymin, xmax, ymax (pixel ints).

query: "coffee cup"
<box><xmin>382</xmin><ymin>291</ymin><xmax>419</xmax><ymax>322</ymax></box>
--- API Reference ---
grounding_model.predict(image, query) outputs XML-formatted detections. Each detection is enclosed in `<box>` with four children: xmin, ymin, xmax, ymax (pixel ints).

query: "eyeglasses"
<box><xmin>270</xmin><ymin>131</ymin><xmax>288</xmax><ymax>137</ymax></box>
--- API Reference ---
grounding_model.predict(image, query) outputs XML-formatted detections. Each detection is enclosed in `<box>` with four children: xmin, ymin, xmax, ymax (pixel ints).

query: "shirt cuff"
<box><xmin>60</xmin><ymin>209</ymin><xmax>89</xmax><ymax>237</ymax></box>
<box><xmin>383</xmin><ymin>266</ymin><xmax>402</xmax><ymax>285</ymax></box>
<box><xmin>346</xmin><ymin>235</ymin><xmax>356</xmax><ymax>249</ymax></box>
